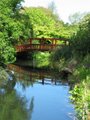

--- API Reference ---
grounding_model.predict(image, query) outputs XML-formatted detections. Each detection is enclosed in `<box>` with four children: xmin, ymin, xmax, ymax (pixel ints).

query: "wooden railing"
<box><xmin>15</xmin><ymin>38</ymin><xmax>69</xmax><ymax>52</ymax></box>
<box><xmin>15</xmin><ymin>44</ymin><xmax>62</xmax><ymax>52</ymax></box>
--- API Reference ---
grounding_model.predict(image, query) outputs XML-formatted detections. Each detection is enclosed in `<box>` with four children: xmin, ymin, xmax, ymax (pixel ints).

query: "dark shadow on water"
<box><xmin>7</xmin><ymin>64</ymin><xmax>71</xmax><ymax>86</ymax></box>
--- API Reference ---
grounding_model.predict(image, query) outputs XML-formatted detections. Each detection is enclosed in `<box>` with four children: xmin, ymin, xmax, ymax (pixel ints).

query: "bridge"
<box><xmin>15</xmin><ymin>38</ymin><xmax>69</xmax><ymax>52</ymax></box>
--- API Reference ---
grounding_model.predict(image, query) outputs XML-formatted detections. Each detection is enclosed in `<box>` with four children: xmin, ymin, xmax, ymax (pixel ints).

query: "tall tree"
<box><xmin>71</xmin><ymin>13</ymin><xmax>90</xmax><ymax>56</ymax></box>
<box><xmin>69</xmin><ymin>12</ymin><xmax>86</xmax><ymax>24</ymax></box>
<box><xmin>48</xmin><ymin>1</ymin><xmax>56</xmax><ymax>14</ymax></box>
<box><xmin>0</xmin><ymin>0</ymin><xmax>32</xmax><ymax>64</ymax></box>
<box><xmin>24</xmin><ymin>7</ymin><xmax>66</xmax><ymax>38</ymax></box>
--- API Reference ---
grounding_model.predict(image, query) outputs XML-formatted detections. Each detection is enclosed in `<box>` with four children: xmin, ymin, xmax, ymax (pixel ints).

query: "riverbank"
<box><xmin>54</xmin><ymin>54</ymin><xmax>90</xmax><ymax>120</ymax></box>
<box><xmin>69</xmin><ymin>55</ymin><xmax>90</xmax><ymax>120</ymax></box>
<box><xmin>0</xmin><ymin>65</ymin><xmax>15</xmax><ymax>91</ymax></box>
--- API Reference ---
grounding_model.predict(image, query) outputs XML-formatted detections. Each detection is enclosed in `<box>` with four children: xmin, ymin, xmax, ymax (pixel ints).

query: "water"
<box><xmin>0</xmin><ymin>64</ymin><xmax>75</xmax><ymax>120</ymax></box>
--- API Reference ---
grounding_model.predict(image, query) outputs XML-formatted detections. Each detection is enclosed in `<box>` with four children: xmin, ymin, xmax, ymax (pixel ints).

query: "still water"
<box><xmin>0</xmin><ymin>64</ymin><xmax>75</xmax><ymax>120</ymax></box>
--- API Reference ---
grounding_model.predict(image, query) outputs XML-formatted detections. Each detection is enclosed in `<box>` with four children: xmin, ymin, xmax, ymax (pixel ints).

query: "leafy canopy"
<box><xmin>0</xmin><ymin>0</ymin><xmax>32</xmax><ymax>63</ymax></box>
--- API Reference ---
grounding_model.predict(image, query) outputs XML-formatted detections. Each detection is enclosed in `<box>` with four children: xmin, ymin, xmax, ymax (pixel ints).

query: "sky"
<box><xmin>22</xmin><ymin>0</ymin><xmax>90</xmax><ymax>23</ymax></box>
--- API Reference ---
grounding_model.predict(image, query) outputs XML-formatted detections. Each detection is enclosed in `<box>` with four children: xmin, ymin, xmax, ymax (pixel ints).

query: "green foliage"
<box><xmin>23</xmin><ymin>7</ymin><xmax>76</xmax><ymax>39</ymax></box>
<box><xmin>70</xmin><ymin>75</ymin><xmax>90</xmax><ymax>120</ymax></box>
<box><xmin>51</xmin><ymin>13</ymin><xmax>90</xmax><ymax>68</ymax></box>
<box><xmin>71</xmin><ymin>13</ymin><xmax>90</xmax><ymax>56</ymax></box>
<box><xmin>70</xmin><ymin>55</ymin><xmax>90</xmax><ymax>120</ymax></box>
<box><xmin>33</xmin><ymin>52</ymin><xmax>50</xmax><ymax>68</ymax></box>
<box><xmin>24</xmin><ymin>7</ymin><xmax>57</xmax><ymax>38</ymax></box>
<box><xmin>51</xmin><ymin>45</ymin><xmax>72</xmax><ymax>62</ymax></box>
<box><xmin>0</xmin><ymin>0</ymin><xmax>32</xmax><ymax>64</ymax></box>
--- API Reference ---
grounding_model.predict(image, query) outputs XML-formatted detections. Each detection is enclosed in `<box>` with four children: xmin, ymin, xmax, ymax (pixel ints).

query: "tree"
<box><xmin>24</xmin><ymin>7</ymin><xmax>66</xmax><ymax>38</ymax></box>
<box><xmin>71</xmin><ymin>13</ymin><xmax>90</xmax><ymax>56</ymax></box>
<box><xmin>48</xmin><ymin>1</ymin><xmax>56</xmax><ymax>14</ymax></box>
<box><xmin>0</xmin><ymin>0</ymin><xmax>32</xmax><ymax>64</ymax></box>
<box><xmin>69</xmin><ymin>12</ymin><xmax>86</xmax><ymax>24</ymax></box>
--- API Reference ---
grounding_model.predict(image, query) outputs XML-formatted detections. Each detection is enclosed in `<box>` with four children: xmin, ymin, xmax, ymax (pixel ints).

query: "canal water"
<box><xmin>0</xmin><ymin>64</ymin><xmax>76</xmax><ymax>120</ymax></box>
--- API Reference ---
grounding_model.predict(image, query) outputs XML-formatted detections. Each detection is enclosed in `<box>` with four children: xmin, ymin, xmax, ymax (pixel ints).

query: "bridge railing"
<box><xmin>15</xmin><ymin>44</ymin><xmax>63</xmax><ymax>52</ymax></box>
<box><xmin>15</xmin><ymin>38</ymin><xmax>69</xmax><ymax>52</ymax></box>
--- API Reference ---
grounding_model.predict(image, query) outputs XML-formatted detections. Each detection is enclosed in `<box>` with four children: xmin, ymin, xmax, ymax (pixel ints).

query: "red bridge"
<box><xmin>15</xmin><ymin>38</ymin><xmax>69</xmax><ymax>52</ymax></box>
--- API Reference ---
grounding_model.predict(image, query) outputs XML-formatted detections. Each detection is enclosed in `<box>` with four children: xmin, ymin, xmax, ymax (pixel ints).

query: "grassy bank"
<box><xmin>50</xmin><ymin>51</ymin><xmax>90</xmax><ymax>119</ymax></box>
<box><xmin>69</xmin><ymin>55</ymin><xmax>90</xmax><ymax>120</ymax></box>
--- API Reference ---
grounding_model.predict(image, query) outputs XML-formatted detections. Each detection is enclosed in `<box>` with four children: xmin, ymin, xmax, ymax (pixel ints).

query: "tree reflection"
<box><xmin>0</xmin><ymin>73</ymin><xmax>34</xmax><ymax>120</ymax></box>
<box><xmin>28</xmin><ymin>97</ymin><xmax>34</xmax><ymax>120</ymax></box>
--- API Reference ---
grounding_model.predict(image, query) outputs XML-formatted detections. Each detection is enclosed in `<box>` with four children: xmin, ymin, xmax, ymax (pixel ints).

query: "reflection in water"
<box><xmin>7</xmin><ymin>64</ymin><xmax>70</xmax><ymax>87</ymax></box>
<box><xmin>0</xmin><ymin>64</ymin><xmax>75</xmax><ymax>120</ymax></box>
<box><xmin>0</xmin><ymin>69</ymin><xmax>34</xmax><ymax>120</ymax></box>
<box><xmin>28</xmin><ymin>97</ymin><xmax>34</xmax><ymax>120</ymax></box>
